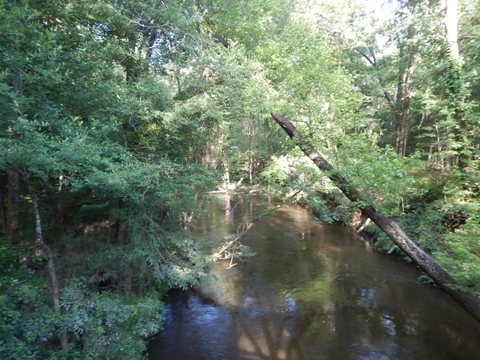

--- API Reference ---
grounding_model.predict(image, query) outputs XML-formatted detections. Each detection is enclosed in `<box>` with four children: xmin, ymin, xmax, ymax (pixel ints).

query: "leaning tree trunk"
<box><xmin>24</xmin><ymin>175</ymin><xmax>67</xmax><ymax>349</ymax></box>
<box><xmin>271</xmin><ymin>112</ymin><xmax>480</xmax><ymax>322</ymax></box>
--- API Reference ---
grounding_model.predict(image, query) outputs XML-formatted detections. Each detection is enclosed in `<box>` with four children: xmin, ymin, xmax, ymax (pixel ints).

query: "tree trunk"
<box><xmin>0</xmin><ymin>177</ymin><xmax>7</xmax><ymax>234</ymax></box>
<box><xmin>181</xmin><ymin>211</ymin><xmax>193</xmax><ymax>231</ymax></box>
<box><xmin>6</xmin><ymin>69</ymin><xmax>23</xmax><ymax>241</ymax></box>
<box><xmin>24</xmin><ymin>175</ymin><xmax>67</xmax><ymax>349</ymax></box>
<box><xmin>7</xmin><ymin>171</ymin><xmax>19</xmax><ymax>242</ymax></box>
<box><xmin>271</xmin><ymin>112</ymin><xmax>480</xmax><ymax>323</ymax></box>
<box><xmin>124</xmin><ymin>261</ymin><xmax>134</xmax><ymax>294</ymax></box>
<box><xmin>444</xmin><ymin>0</ymin><xmax>468</xmax><ymax>171</ymax></box>
<box><xmin>114</xmin><ymin>198</ymin><xmax>126</xmax><ymax>243</ymax></box>
<box><xmin>212</xmin><ymin>222</ymin><xmax>253</xmax><ymax>261</ymax></box>
<box><xmin>444</xmin><ymin>0</ymin><xmax>459</xmax><ymax>59</ymax></box>
<box><xmin>265</xmin><ymin>119</ymin><xmax>274</xmax><ymax>158</ymax></box>
<box><xmin>394</xmin><ymin>31</ymin><xmax>417</xmax><ymax>156</ymax></box>
<box><xmin>223</xmin><ymin>160</ymin><xmax>230</xmax><ymax>190</ymax></box>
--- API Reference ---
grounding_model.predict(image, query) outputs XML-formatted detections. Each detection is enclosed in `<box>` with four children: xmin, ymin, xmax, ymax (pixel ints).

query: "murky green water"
<box><xmin>149</xmin><ymin>196</ymin><xmax>480</xmax><ymax>360</ymax></box>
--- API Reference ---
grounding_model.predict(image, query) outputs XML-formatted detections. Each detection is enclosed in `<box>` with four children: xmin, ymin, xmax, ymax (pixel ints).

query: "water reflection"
<box><xmin>149</xmin><ymin>198</ymin><xmax>480</xmax><ymax>360</ymax></box>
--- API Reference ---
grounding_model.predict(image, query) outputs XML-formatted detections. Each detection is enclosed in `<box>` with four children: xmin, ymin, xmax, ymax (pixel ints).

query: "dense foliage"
<box><xmin>1</xmin><ymin>0</ymin><xmax>479</xmax><ymax>358</ymax></box>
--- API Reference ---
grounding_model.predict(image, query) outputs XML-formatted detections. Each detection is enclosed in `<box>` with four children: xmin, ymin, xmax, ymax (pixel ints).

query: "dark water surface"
<box><xmin>149</xmin><ymin>197</ymin><xmax>480</xmax><ymax>360</ymax></box>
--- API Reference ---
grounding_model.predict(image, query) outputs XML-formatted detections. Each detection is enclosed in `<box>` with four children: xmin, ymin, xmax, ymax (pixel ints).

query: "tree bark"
<box><xmin>0</xmin><ymin>177</ymin><xmax>7</xmax><ymax>234</ymax></box>
<box><xmin>7</xmin><ymin>171</ymin><xmax>19</xmax><ymax>242</ymax></box>
<box><xmin>6</xmin><ymin>69</ymin><xmax>22</xmax><ymax>241</ymax></box>
<box><xmin>444</xmin><ymin>0</ymin><xmax>459</xmax><ymax>60</ymax></box>
<box><xmin>394</xmin><ymin>30</ymin><xmax>417</xmax><ymax>156</ymax></box>
<box><xmin>444</xmin><ymin>0</ymin><xmax>468</xmax><ymax>171</ymax></box>
<box><xmin>24</xmin><ymin>175</ymin><xmax>67</xmax><ymax>349</ymax></box>
<box><xmin>271</xmin><ymin>112</ymin><xmax>480</xmax><ymax>322</ymax></box>
<box><xmin>114</xmin><ymin>198</ymin><xmax>126</xmax><ymax>243</ymax></box>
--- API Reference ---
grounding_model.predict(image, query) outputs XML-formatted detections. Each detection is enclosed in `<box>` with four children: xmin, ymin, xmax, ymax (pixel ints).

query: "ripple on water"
<box><xmin>149</xmin><ymin>200</ymin><xmax>480</xmax><ymax>360</ymax></box>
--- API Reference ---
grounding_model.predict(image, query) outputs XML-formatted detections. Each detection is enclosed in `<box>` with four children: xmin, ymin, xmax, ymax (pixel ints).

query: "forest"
<box><xmin>1</xmin><ymin>0</ymin><xmax>479</xmax><ymax>358</ymax></box>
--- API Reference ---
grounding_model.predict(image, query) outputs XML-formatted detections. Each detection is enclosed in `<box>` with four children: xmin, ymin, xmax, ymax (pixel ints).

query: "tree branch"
<box><xmin>356</xmin><ymin>49</ymin><xmax>394</xmax><ymax>107</ymax></box>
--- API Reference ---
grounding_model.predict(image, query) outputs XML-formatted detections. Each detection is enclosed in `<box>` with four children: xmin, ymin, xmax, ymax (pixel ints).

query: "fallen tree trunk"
<box><xmin>271</xmin><ymin>112</ymin><xmax>480</xmax><ymax>322</ymax></box>
<box><xmin>212</xmin><ymin>222</ymin><xmax>253</xmax><ymax>261</ymax></box>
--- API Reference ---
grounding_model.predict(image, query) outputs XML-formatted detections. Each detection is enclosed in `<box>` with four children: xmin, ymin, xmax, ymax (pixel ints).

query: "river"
<box><xmin>149</xmin><ymin>196</ymin><xmax>480</xmax><ymax>360</ymax></box>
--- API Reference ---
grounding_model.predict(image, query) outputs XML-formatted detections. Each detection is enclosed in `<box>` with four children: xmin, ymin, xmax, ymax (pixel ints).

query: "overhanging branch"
<box><xmin>271</xmin><ymin>112</ymin><xmax>480</xmax><ymax>322</ymax></box>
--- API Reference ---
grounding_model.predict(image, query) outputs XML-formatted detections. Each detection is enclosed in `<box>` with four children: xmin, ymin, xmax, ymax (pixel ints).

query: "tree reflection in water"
<box><xmin>149</xmin><ymin>199</ymin><xmax>480</xmax><ymax>360</ymax></box>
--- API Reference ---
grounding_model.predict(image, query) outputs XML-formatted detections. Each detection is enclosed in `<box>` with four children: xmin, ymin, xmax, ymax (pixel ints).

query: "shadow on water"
<box><xmin>149</xmin><ymin>197</ymin><xmax>480</xmax><ymax>360</ymax></box>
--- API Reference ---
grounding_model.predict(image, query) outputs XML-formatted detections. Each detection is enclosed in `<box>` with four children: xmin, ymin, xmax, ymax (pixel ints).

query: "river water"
<box><xmin>149</xmin><ymin>196</ymin><xmax>480</xmax><ymax>360</ymax></box>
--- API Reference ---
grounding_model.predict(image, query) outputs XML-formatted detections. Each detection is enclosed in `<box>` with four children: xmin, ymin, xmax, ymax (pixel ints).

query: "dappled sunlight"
<box><xmin>235</xmin><ymin>319</ymin><xmax>303</xmax><ymax>360</ymax></box>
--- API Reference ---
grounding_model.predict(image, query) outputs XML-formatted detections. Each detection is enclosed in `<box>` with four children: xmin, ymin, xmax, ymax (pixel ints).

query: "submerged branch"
<box><xmin>212</xmin><ymin>223</ymin><xmax>253</xmax><ymax>260</ymax></box>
